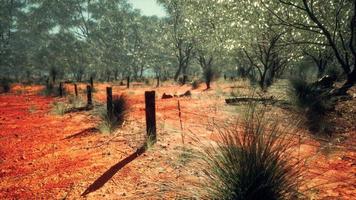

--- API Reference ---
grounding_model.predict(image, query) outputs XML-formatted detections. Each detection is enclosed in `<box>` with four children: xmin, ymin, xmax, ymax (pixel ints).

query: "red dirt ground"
<box><xmin>0</xmin><ymin>81</ymin><xmax>355</xmax><ymax>199</ymax></box>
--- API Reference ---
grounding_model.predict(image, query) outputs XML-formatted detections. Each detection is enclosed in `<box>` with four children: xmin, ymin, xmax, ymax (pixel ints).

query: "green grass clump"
<box><xmin>200</xmin><ymin>106</ymin><xmax>301</xmax><ymax>199</ymax></box>
<box><xmin>289</xmin><ymin>78</ymin><xmax>335</xmax><ymax>134</ymax></box>
<box><xmin>51</xmin><ymin>102</ymin><xmax>67</xmax><ymax>115</ymax></box>
<box><xmin>98</xmin><ymin>94</ymin><xmax>128</xmax><ymax>133</ymax></box>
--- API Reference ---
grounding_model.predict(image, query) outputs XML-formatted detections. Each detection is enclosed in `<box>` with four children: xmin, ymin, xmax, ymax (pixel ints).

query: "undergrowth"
<box><xmin>289</xmin><ymin>78</ymin><xmax>335</xmax><ymax>134</ymax></box>
<box><xmin>98</xmin><ymin>94</ymin><xmax>128</xmax><ymax>133</ymax></box>
<box><xmin>199</xmin><ymin>105</ymin><xmax>302</xmax><ymax>199</ymax></box>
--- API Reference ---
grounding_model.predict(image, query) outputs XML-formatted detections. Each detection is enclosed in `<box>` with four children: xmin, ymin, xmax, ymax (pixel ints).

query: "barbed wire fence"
<box><xmin>153</xmin><ymin>96</ymin><xmax>356</xmax><ymax>195</ymax></box>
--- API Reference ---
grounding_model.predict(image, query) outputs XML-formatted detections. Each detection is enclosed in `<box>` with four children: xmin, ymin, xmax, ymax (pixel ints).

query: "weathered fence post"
<box><xmin>145</xmin><ymin>91</ymin><xmax>156</xmax><ymax>142</ymax></box>
<box><xmin>90</xmin><ymin>77</ymin><xmax>94</xmax><ymax>90</ymax></box>
<box><xmin>127</xmin><ymin>76</ymin><xmax>130</xmax><ymax>88</ymax></box>
<box><xmin>87</xmin><ymin>85</ymin><xmax>92</xmax><ymax>106</ymax></box>
<box><xmin>74</xmin><ymin>84</ymin><xmax>78</xmax><ymax>96</ymax></box>
<box><xmin>59</xmin><ymin>82</ymin><xmax>63</xmax><ymax>97</ymax></box>
<box><xmin>106</xmin><ymin>87</ymin><xmax>113</xmax><ymax>116</ymax></box>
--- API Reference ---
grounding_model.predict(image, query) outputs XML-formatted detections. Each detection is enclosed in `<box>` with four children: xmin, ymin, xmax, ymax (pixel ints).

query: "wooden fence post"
<box><xmin>74</xmin><ymin>84</ymin><xmax>78</xmax><ymax>96</ymax></box>
<box><xmin>127</xmin><ymin>76</ymin><xmax>130</xmax><ymax>88</ymax></box>
<box><xmin>90</xmin><ymin>77</ymin><xmax>94</xmax><ymax>90</ymax></box>
<box><xmin>59</xmin><ymin>82</ymin><xmax>63</xmax><ymax>97</ymax></box>
<box><xmin>87</xmin><ymin>85</ymin><xmax>92</xmax><ymax>106</ymax></box>
<box><xmin>145</xmin><ymin>91</ymin><xmax>156</xmax><ymax>142</ymax></box>
<box><xmin>106</xmin><ymin>87</ymin><xmax>113</xmax><ymax>116</ymax></box>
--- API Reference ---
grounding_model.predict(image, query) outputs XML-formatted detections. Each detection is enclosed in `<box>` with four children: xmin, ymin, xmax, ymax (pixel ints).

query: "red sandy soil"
<box><xmin>0</xmin><ymin>81</ymin><xmax>355</xmax><ymax>199</ymax></box>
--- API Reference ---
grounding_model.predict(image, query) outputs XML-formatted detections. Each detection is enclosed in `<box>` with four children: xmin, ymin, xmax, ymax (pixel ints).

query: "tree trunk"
<box><xmin>333</xmin><ymin>68</ymin><xmax>356</xmax><ymax>95</ymax></box>
<box><xmin>174</xmin><ymin>64</ymin><xmax>183</xmax><ymax>81</ymax></box>
<box><xmin>140</xmin><ymin>65</ymin><xmax>144</xmax><ymax>78</ymax></box>
<box><xmin>206</xmin><ymin>81</ymin><xmax>210</xmax><ymax>89</ymax></box>
<box><xmin>156</xmin><ymin>76</ymin><xmax>160</xmax><ymax>87</ymax></box>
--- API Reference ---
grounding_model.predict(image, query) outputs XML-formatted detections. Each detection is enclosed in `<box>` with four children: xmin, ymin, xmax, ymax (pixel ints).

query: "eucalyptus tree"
<box><xmin>263</xmin><ymin>0</ymin><xmax>356</xmax><ymax>95</ymax></box>
<box><xmin>302</xmin><ymin>47</ymin><xmax>334</xmax><ymax>78</ymax></box>
<box><xmin>158</xmin><ymin>0</ymin><xmax>195</xmax><ymax>84</ymax></box>
<box><xmin>200</xmin><ymin>0</ymin><xmax>292</xmax><ymax>90</ymax></box>
<box><xmin>88</xmin><ymin>0</ymin><xmax>135</xmax><ymax>81</ymax></box>
<box><xmin>0</xmin><ymin>0</ymin><xmax>27</xmax><ymax>79</ymax></box>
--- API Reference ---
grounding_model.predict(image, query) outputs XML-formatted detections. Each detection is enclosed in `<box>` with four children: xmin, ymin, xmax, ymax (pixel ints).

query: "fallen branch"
<box><xmin>65</xmin><ymin>105</ymin><xmax>93</xmax><ymax>114</ymax></box>
<box><xmin>225</xmin><ymin>97</ymin><xmax>292</xmax><ymax>109</ymax></box>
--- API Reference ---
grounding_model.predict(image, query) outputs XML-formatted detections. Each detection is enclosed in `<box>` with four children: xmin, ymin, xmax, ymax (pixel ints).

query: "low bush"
<box><xmin>99</xmin><ymin>94</ymin><xmax>128</xmax><ymax>133</ymax></box>
<box><xmin>289</xmin><ymin>77</ymin><xmax>335</xmax><ymax>134</ymax></box>
<box><xmin>200</xmin><ymin>106</ymin><xmax>301</xmax><ymax>199</ymax></box>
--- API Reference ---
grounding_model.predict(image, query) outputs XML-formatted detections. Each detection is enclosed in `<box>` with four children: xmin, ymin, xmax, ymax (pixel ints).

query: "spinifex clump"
<box><xmin>289</xmin><ymin>77</ymin><xmax>336</xmax><ymax>134</ymax></box>
<box><xmin>200</xmin><ymin>106</ymin><xmax>301</xmax><ymax>200</ymax></box>
<box><xmin>99</xmin><ymin>94</ymin><xmax>128</xmax><ymax>133</ymax></box>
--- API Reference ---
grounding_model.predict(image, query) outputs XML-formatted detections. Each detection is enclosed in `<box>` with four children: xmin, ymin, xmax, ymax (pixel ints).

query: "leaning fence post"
<box><xmin>87</xmin><ymin>85</ymin><xmax>92</xmax><ymax>106</ymax></box>
<box><xmin>59</xmin><ymin>82</ymin><xmax>63</xmax><ymax>97</ymax></box>
<box><xmin>74</xmin><ymin>84</ymin><xmax>78</xmax><ymax>96</ymax></box>
<box><xmin>106</xmin><ymin>87</ymin><xmax>113</xmax><ymax>116</ymax></box>
<box><xmin>145</xmin><ymin>91</ymin><xmax>156</xmax><ymax>142</ymax></box>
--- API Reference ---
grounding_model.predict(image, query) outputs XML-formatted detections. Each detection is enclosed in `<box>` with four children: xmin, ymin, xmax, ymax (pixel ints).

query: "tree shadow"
<box><xmin>81</xmin><ymin>145</ymin><xmax>147</xmax><ymax>196</ymax></box>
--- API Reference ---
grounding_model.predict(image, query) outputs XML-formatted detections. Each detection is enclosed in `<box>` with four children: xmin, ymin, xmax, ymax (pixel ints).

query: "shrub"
<box><xmin>200</xmin><ymin>106</ymin><xmax>301</xmax><ymax>199</ymax></box>
<box><xmin>112</xmin><ymin>94</ymin><xmax>128</xmax><ymax>125</ymax></box>
<box><xmin>324</xmin><ymin>65</ymin><xmax>345</xmax><ymax>81</ymax></box>
<box><xmin>99</xmin><ymin>94</ymin><xmax>128</xmax><ymax>133</ymax></box>
<box><xmin>51</xmin><ymin>102</ymin><xmax>67</xmax><ymax>115</ymax></box>
<box><xmin>0</xmin><ymin>78</ymin><xmax>11</xmax><ymax>93</ymax></box>
<box><xmin>289</xmin><ymin>78</ymin><xmax>335</xmax><ymax>134</ymax></box>
<box><xmin>191</xmin><ymin>80</ymin><xmax>201</xmax><ymax>90</ymax></box>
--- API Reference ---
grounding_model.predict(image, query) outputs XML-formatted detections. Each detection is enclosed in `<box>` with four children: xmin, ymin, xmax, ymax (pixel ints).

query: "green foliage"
<box><xmin>98</xmin><ymin>94</ymin><xmax>128</xmax><ymax>134</ymax></box>
<box><xmin>289</xmin><ymin>78</ymin><xmax>335</xmax><ymax>134</ymax></box>
<box><xmin>200</xmin><ymin>106</ymin><xmax>301</xmax><ymax>199</ymax></box>
<box><xmin>98</xmin><ymin>108</ymin><xmax>116</xmax><ymax>134</ymax></box>
<box><xmin>324</xmin><ymin>65</ymin><xmax>345</xmax><ymax>81</ymax></box>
